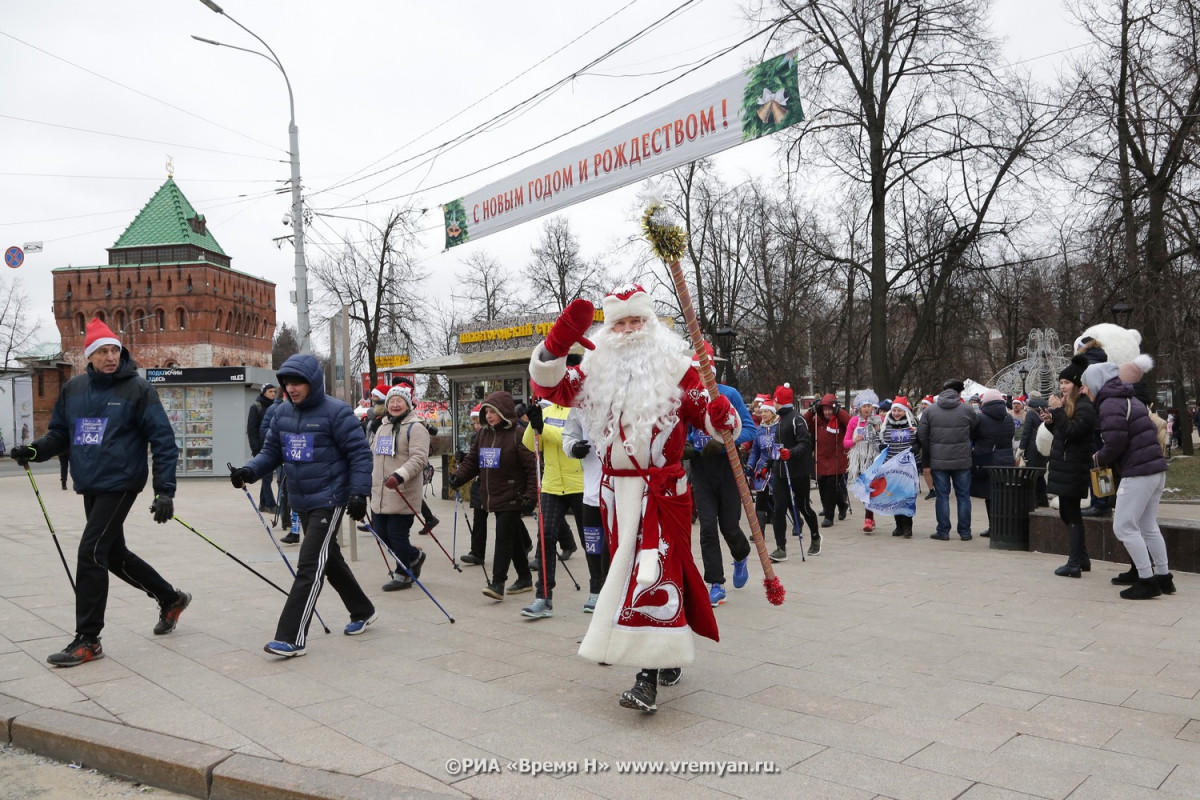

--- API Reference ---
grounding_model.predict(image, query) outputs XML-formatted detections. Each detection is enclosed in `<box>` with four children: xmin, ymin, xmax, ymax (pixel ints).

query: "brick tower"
<box><xmin>52</xmin><ymin>177</ymin><xmax>276</xmax><ymax>372</ymax></box>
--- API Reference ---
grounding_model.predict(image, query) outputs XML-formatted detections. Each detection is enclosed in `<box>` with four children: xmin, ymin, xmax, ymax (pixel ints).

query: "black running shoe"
<box><xmin>619</xmin><ymin>679</ymin><xmax>658</xmax><ymax>713</ymax></box>
<box><xmin>154</xmin><ymin>591</ymin><xmax>191</xmax><ymax>635</ymax></box>
<box><xmin>47</xmin><ymin>635</ymin><xmax>103</xmax><ymax>667</ymax></box>
<box><xmin>658</xmin><ymin>667</ymin><xmax>683</xmax><ymax>686</ymax></box>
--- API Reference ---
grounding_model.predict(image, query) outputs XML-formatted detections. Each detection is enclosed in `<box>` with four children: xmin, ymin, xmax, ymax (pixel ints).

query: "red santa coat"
<box><xmin>530</xmin><ymin>349</ymin><xmax>720</xmax><ymax>669</ymax></box>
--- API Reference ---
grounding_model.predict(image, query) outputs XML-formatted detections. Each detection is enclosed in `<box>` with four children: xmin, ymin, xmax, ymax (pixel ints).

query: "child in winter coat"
<box><xmin>844</xmin><ymin>390</ymin><xmax>882</xmax><ymax>533</ymax></box>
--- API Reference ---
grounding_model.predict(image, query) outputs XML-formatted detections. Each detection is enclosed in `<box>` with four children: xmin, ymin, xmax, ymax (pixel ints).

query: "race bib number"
<box><xmin>374</xmin><ymin>435</ymin><xmax>395</xmax><ymax>456</ymax></box>
<box><xmin>583</xmin><ymin>525</ymin><xmax>604</xmax><ymax>555</ymax></box>
<box><xmin>284</xmin><ymin>433</ymin><xmax>315</xmax><ymax>462</ymax></box>
<box><xmin>479</xmin><ymin>447</ymin><xmax>502</xmax><ymax>469</ymax></box>
<box><xmin>693</xmin><ymin>432</ymin><xmax>712</xmax><ymax>448</ymax></box>
<box><xmin>546</xmin><ymin>417</ymin><xmax>565</xmax><ymax>428</ymax></box>
<box><xmin>74</xmin><ymin>417</ymin><xmax>108</xmax><ymax>446</ymax></box>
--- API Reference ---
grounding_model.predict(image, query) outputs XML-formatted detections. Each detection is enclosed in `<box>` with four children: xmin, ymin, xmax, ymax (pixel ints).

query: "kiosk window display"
<box><xmin>144</xmin><ymin>366</ymin><xmax>277</xmax><ymax>476</ymax></box>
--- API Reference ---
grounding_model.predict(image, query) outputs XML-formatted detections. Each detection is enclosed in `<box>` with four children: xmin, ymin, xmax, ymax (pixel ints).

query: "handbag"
<box><xmin>1090</xmin><ymin>465</ymin><xmax>1116</xmax><ymax>497</ymax></box>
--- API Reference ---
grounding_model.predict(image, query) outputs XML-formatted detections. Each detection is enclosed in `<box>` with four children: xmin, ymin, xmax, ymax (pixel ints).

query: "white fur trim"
<box><xmin>635</xmin><ymin>549</ymin><xmax>659</xmax><ymax>587</ymax></box>
<box><xmin>84</xmin><ymin>336</ymin><xmax>120</xmax><ymax>358</ymax></box>
<box><xmin>528</xmin><ymin>343</ymin><xmax>567</xmax><ymax>387</ymax></box>
<box><xmin>601</xmin><ymin>289</ymin><xmax>654</xmax><ymax>323</ymax></box>
<box><xmin>703</xmin><ymin>409</ymin><xmax>742</xmax><ymax>442</ymax></box>
<box><xmin>578</xmin><ymin>475</ymin><xmax>696</xmax><ymax>669</ymax></box>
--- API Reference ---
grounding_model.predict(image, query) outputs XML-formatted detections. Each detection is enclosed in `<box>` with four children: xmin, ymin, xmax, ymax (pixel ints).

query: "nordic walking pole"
<box><xmin>783</xmin><ymin>466</ymin><xmax>807</xmax><ymax>563</ymax></box>
<box><xmin>533</xmin><ymin>430</ymin><xmax>550</xmax><ymax>600</ymax></box>
<box><xmin>23</xmin><ymin>465</ymin><xmax>75</xmax><ymax>590</ymax></box>
<box><xmin>642</xmin><ymin>201</ymin><xmax>784</xmax><ymax>604</ymax></box>
<box><xmin>231</xmin><ymin>470</ymin><xmax>331</xmax><ymax>635</ymax></box>
<box><xmin>456</xmin><ymin>492</ymin><xmax>490</xmax><ymax>582</ymax></box>
<box><xmin>174</xmin><ymin>516</ymin><xmax>292</xmax><ymax>596</ymax></box>
<box><xmin>364</xmin><ymin>521</ymin><xmax>455</xmax><ymax>623</ymax></box>
<box><xmin>392</xmin><ymin>485</ymin><xmax>462</xmax><ymax>572</ymax></box>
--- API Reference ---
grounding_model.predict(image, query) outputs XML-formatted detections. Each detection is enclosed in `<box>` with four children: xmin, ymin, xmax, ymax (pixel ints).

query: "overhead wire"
<box><xmin>0</xmin><ymin>29</ymin><xmax>284</xmax><ymax>154</ymax></box>
<box><xmin>308</xmin><ymin>0</ymin><xmax>704</xmax><ymax>203</ymax></box>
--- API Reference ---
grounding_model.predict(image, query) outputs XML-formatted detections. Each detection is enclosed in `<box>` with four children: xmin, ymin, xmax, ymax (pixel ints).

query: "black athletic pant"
<box><xmin>491</xmin><ymin>510</ymin><xmax>532</xmax><ymax>587</ymax></box>
<box><xmin>469</xmin><ymin>506</ymin><xmax>489</xmax><ymax>560</ymax></box>
<box><xmin>580</xmin><ymin>503</ymin><xmax>609</xmax><ymax>595</ymax></box>
<box><xmin>772</xmin><ymin>469</ymin><xmax>818</xmax><ymax>548</ymax></box>
<box><xmin>691</xmin><ymin>455</ymin><xmax>751</xmax><ymax>585</ymax></box>
<box><xmin>275</xmin><ymin>507</ymin><xmax>374</xmax><ymax>648</ymax></box>
<box><xmin>76</xmin><ymin>491</ymin><xmax>176</xmax><ymax>639</ymax></box>
<box><xmin>817</xmin><ymin>474</ymin><xmax>848</xmax><ymax>520</ymax></box>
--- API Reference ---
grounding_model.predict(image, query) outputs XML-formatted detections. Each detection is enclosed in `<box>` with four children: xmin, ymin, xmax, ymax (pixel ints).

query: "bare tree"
<box><xmin>759</xmin><ymin>0</ymin><xmax>1072</xmax><ymax>395</ymax></box>
<box><xmin>456</xmin><ymin>251</ymin><xmax>518</xmax><ymax>322</ymax></box>
<box><xmin>527</xmin><ymin>216</ymin><xmax>608</xmax><ymax>312</ymax></box>
<box><xmin>308</xmin><ymin>208</ymin><xmax>423</xmax><ymax>389</ymax></box>
<box><xmin>0</xmin><ymin>276</ymin><xmax>36</xmax><ymax>369</ymax></box>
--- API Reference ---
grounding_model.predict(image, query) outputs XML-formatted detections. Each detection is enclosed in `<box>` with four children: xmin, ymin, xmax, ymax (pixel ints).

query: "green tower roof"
<box><xmin>111</xmin><ymin>178</ymin><xmax>227</xmax><ymax>256</ymax></box>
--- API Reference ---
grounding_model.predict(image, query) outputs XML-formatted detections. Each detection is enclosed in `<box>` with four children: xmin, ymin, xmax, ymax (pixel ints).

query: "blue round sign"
<box><xmin>4</xmin><ymin>246</ymin><xmax>23</xmax><ymax>269</ymax></box>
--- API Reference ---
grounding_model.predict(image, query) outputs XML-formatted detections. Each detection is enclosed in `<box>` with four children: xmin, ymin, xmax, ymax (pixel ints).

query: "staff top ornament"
<box><xmin>641</xmin><ymin>202</ymin><xmax>686</xmax><ymax>263</ymax></box>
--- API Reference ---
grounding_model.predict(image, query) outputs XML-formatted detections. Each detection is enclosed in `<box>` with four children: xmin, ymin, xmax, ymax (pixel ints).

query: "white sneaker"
<box><xmin>520</xmin><ymin>598</ymin><xmax>553</xmax><ymax>619</ymax></box>
<box><xmin>583</xmin><ymin>593</ymin><xmax>599</xmax><ymax>613</ymax></box>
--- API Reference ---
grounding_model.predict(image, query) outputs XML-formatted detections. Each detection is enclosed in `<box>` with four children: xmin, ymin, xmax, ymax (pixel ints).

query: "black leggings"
<box><xmin>1059</xmin><ymin>496</ymin><xmax>1082</xmax><ymax>527</ymax></box>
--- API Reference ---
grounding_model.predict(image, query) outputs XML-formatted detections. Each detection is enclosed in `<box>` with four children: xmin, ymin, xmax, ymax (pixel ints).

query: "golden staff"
<box><xmin>642</xmin><ymin>202</ymin><xmax>785</xmax><ymax>605</ymax></box>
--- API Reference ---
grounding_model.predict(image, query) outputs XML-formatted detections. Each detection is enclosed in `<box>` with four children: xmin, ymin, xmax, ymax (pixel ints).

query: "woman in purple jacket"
<box><xmin>1081</xmin><ymin>356</ymin><xmax>1172</xmax><ymax>600</ymax></box>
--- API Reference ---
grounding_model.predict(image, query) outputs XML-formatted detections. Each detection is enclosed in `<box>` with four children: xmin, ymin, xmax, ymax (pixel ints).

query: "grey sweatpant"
<box><xmin>1111</xmin><ymin>472</ymin><xmax>1169</xmax><ymax>578</ymax></box>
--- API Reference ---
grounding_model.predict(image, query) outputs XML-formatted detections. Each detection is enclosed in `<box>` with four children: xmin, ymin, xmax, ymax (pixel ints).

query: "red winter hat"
<box><xmin>758</xmin><ymin>396</ymin><xmax>777</xmax><ymax>415</ymax></box>
<box><xmin>920</xmin><ymin>395</ymin><xmax>935</xmax><ymax>407</ymax></box>
<box><xmin>819</xmin><ymin>393</ymin><xmax>837</xmax><ymax>406</ymax></box>
<box><xmin>774</xmin><ymin>383</ymin><xmax>795</xmax><ymax>406</ymax></box>
<box><xmin>891</xmin><ymin>395</ymin><xmax>911</xmax><ymax>409</ymax></box>
<box><xmin>371</xmin><ymin>380</ymin><xmax>389</xmax><ymax>401</ymax></box>
<box><xmin>470</xmin><ymin>403</ymin><xmax>482</xmax><ymax>418</ymax></box>
<box><xmin>84</xmin><ymin>317</ymin><xmax>121</xmax><ymax>358</ymax></box>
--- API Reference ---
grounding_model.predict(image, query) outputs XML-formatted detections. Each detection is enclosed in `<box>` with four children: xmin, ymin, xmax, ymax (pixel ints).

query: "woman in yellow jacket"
<box><xmin>518</xmin><ymin>399</ymin><xmax>584</xmax><ymax>618</ymax></box>
<box><xmin>369</xmin><ymin>386</ymin><xmax>429</xmax><ymax>591</ymax></box>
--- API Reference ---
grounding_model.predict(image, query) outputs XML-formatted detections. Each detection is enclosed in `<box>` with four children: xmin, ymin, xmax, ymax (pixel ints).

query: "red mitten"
<box><xmin>544</xmin><ymin>298</ymin><xmax>596</xmax><ymax>357</ymax></box>
<box><xmin>706</xmin><ymin>395</ymin><xmax>734</xmax><ymax>430</ymax></box>
<box><xmin>384</xmin><ymin>473</ymin><xmax>402</xmax><ymax>490</ymax></box>
<box><xmin>740</xmin><ymin>441</ymin><xmax>752</xmax><ymax>453</ymax></box>
<box><xmin>778</xmin><ymin>448</ymin><xmax>790</xmax><ymax>461</ymax></box>
<box><xmin>757</xmin><ymin>466</ymin><xmax>769</xmax><ymax>481</ymax></box>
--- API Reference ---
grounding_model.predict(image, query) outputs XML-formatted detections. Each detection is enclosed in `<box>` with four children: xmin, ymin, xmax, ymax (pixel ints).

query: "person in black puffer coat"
<box><xmin>1037</xmin><ymin>355</ymin><xmax>1097</xmax><ymax>578</ymax></box>
<box><xmin>1018</xmin><ymin>393</ymin><xmax>1050</xmax><ymax>506</ymax></box>
<box><xmin>1083</xmin><ymin>356</ymin><xmax>1172</xmax><ymax>599</ymax></box>
<box><xmin>970</xmin><ymin>389</ymin><xmax>1016</xmax><ymax>537</ymax></box>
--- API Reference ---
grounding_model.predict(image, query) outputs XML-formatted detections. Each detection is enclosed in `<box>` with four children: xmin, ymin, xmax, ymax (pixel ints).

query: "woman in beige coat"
<box><xmin>369</xmin><ymin>386</ymin><xmax>430</xmax><ymax>591</ymax></box>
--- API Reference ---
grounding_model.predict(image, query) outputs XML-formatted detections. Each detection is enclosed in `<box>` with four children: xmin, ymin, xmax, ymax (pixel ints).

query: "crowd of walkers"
<box><xmin>4</xmin><ymin>307</ymin><xmax>1179</xmax><ymax>713</ymax></box>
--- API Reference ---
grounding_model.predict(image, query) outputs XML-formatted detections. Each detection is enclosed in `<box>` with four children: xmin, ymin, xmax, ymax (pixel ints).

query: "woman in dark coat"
<box><xmin>1037</xmin><ymin>355</ymin><xmax>1097</xmax><ymax>578</ymax></box>
<box><xmin>970</xmin><ymin>389</ymin><xmax>1016</xmax><ymax>537</ymax></box>
<box><xmin>1018</xmin><ymin>393</ymin><xmax>1050</xmax><ymax>506</ymax></box>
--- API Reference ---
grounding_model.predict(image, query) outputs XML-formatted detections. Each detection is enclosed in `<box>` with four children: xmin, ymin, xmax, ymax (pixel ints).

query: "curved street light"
<box><xmin>192</xmin><ymin>0</ymin><xmax>310</xmax><ymax>354</ymax></box>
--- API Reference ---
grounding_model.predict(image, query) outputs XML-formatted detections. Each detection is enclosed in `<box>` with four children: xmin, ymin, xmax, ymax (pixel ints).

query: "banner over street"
<box><xmin>441</xmin><ymin>51</ymin><xmax>803</xmax><ymax>249</ymax></box>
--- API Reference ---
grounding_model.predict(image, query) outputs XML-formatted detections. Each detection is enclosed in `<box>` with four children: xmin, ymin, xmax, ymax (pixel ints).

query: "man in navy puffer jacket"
<box><xmin>8</xmin><ymin>318</ymin><xmax>188</xmax><ymax>668</ymax></box>
<box><xmin>231</xmin><ymin>354</ymin><xmax>376</xmax><ymax>656</ymax></box>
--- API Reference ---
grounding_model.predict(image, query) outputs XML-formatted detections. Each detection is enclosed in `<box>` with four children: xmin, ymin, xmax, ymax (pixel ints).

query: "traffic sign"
<box><xmin>5</xmin><ymin>246</ymin><xmax>23</xmax><ymax>268</ymax></box>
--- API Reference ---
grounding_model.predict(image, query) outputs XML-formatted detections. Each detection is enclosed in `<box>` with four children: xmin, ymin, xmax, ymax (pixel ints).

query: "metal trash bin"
<box><xmin>984</xmin><ymin>466</ymin><xmax>1042</xmax><ymax>551</ymax></box>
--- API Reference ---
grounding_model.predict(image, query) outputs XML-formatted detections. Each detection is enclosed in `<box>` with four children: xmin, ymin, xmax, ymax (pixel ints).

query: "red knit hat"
<box><xmin>774</xmin><ymin>383</ymin><xmax>794</xmax><ymax>406</ymax></box>
<box><xmin>83</xmin><ymin>317</ymin><xmax>121</xmax><ymax>358</ymax></box>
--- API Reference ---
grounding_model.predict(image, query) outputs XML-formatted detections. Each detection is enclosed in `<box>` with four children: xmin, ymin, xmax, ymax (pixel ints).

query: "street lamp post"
<box><xmin>1111</xmin><ymin>301</ymin><xmax>1134</xmax><ymax>327</ymax></box>
<box><xmin>193</xmin><ymin>0</ymin><xmax>310</xmax><ymax>354</ymax></box>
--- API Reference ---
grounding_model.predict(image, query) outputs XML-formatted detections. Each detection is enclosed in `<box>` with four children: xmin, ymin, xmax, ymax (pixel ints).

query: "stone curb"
<box><xmin>3</xmin><ymin>697</ymin><xmax>456</xmax><ymax>800</ymax></box>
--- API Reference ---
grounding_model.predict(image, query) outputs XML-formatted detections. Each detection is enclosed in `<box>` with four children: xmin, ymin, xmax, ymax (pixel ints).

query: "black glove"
<box><xmin>682</xmin><ymin>443</ymin><xmax>697</xmax><ymax>461</ymax></box>
<box><xmin>229</xmin><ymin>465</ymin><xmax>255</xmax><ymax>488</ymax></box>
<box><xmin>455</xmin><ymin>450</ymin><xmax>467</xmax><ymax>462</ymax></box>
<box><xmin>527</xmin><ymin>404</ymin><xmax>544</xmax><ymax>434</ymax></box>
<box><xmin>425</xmin><ymin>422</ymin><xmax>438</xmax><ymax>437</ymax></box>
<box><xmin>702</xmin><ymin>439</ymin><xmax>724</xmax><ymax>458</ymax></box>
<box><xmin>9</xmin><ymin>445</ymin><xmax>37</xmax><ymax>466</ymax></box>
<box><xmin>569</xmin><ymin>440</ymin><xmax>591</xmax><ymax>459</ymax></box>
<box><xmin>347</xmin><ymin>495</ymin><xmax>368</xmax><ymax>521</ymax></box>
<box><xmin>521</xmin><ymin>495</ymin><xmax>537</xmax><ymax>514</ymax></box>
<box><xmin>150</xmin><ymin>495</ymin><xmax>174</xmax><ymax>524</ymax></box>
<box><xmin>447</xmin><ymin>473</ymin><xmax>462</xmax><ymax>489</ymax></box>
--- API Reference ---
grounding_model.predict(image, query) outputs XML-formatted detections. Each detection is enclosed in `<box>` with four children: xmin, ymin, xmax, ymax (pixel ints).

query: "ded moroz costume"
<box><xmin>529</xmin><ymin>284</ymin><xmax>733</xmax><ymax>713</ymax></box>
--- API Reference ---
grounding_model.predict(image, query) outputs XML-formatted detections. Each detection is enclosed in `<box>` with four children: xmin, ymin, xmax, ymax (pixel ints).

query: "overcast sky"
<box><xmin>0</xmin><ymin>0</ymin><xmax>1088</xmax><ymax>354</ymax></box>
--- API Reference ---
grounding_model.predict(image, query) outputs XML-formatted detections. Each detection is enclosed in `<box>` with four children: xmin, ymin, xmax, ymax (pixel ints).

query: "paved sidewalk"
<box><xmin>2</xmin><ymin>475</ymin><xmax>1198</xmax><ymax>799</ymax></box>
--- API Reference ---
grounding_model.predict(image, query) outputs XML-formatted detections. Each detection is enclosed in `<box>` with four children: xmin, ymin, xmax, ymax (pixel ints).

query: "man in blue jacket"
<box><xmin>9</xmin><ymin>318</ymin><xmax>187</xmax><ymax>668</ymax></box>
<box><xmin>230</xmin><ymin>354</ymin><xmax>377</xmax><ymax>657</ymax></box>
<box><xmin>684</xmin><ymin>344</ymin><xmax>756</xmax><ymax>607</ymax></box>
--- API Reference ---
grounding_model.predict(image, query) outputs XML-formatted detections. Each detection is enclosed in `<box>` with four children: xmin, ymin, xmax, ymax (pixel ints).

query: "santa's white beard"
<box><xmin>577</xmin><ymin>322</ymin><xmax>690</xmax><ymax>457</ymax></box>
